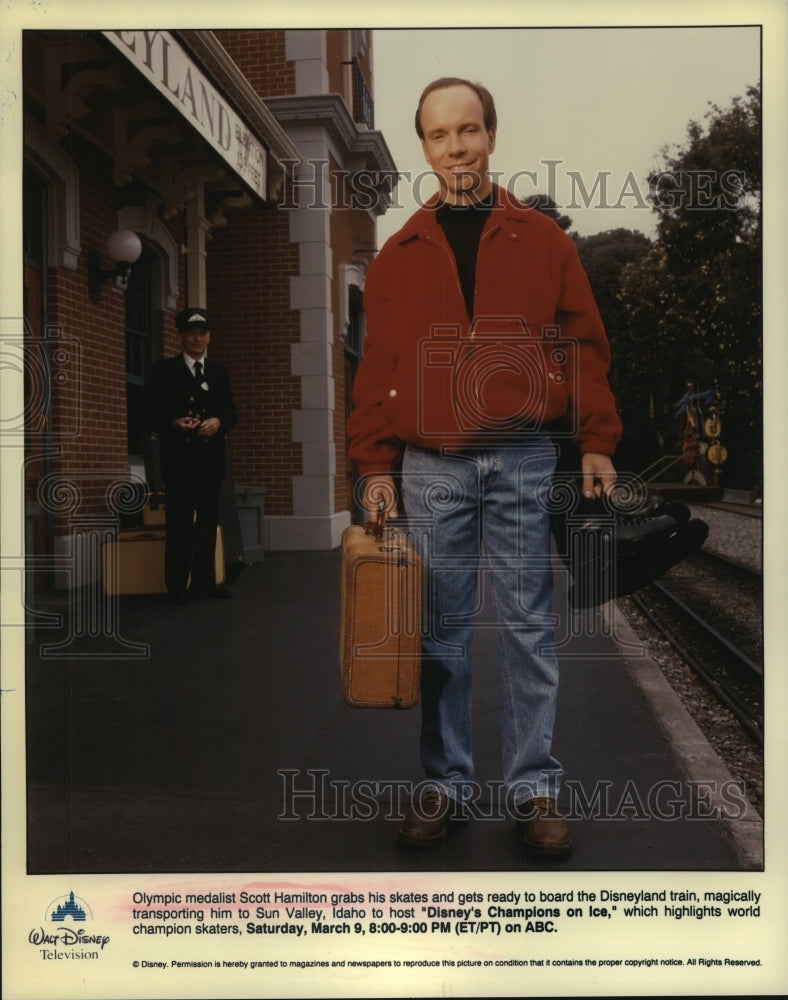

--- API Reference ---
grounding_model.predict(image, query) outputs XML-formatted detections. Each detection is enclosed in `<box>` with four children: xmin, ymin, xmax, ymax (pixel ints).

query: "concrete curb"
<box><xmin>607</xmin><ymin>601</ymin><xmax>764</xmax><ymax>871</ymax></box>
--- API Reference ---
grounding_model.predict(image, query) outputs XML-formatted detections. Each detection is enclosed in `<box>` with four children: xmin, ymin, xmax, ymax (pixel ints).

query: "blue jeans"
<box><xmin>401</xmin><ymin>440</ymin><xmax>561</xmax><ymax>808</ymax></box>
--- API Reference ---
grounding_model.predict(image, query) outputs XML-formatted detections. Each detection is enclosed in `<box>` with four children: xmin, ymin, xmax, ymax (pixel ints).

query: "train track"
<box><xmin>627</xmin><ymin>548</ymin><xmax>763</xmax><ymax>746</ymax></box>
<box><xmin>691</xmin><ymin>499</ymin><xmax>763</xmax><ymax>520</ymax></box>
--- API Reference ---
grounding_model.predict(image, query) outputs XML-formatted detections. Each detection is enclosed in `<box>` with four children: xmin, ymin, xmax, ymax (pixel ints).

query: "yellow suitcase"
<box><xmin>338</xmin><ymin>522</ymin><xmax>422</xmax><ymax>709</ymax></box>
<box><xmin>101</xmin><ymin>527</ymin><xmax>225</xmax><ymax>595</ymax></box>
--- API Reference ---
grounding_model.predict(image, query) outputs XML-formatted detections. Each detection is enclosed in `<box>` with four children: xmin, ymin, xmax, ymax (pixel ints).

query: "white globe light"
<box><xmin>106</xmin><ymin>229</ymin><xmax>142</xmax><ymax>265</ymax></box>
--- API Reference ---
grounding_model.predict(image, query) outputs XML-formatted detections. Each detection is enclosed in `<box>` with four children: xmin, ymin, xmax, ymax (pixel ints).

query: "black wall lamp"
<box><xmin>88</xmin><ymin>229</ymin><xmax>143</xmax><ymax>302</ymax></box>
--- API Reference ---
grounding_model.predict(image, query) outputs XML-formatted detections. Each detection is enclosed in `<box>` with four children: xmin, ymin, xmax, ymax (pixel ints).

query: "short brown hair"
<box><xmin>415</xmin><ymin>78</ymin><xmax>497</xmax><ymax>139</ymax></box>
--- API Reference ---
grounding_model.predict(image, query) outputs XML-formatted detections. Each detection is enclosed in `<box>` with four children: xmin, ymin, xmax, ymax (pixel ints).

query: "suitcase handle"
<box><xmin>364</xmin><ymin>501</ymin><xmax>387</xmax><ymax>542</ymax></box>
<box><xmin>361</xmin><ymin>507</ymin><xmax>415</xmax><ymax>566</ymax></box>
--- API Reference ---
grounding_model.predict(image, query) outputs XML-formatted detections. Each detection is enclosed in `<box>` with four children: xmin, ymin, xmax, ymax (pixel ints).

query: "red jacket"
<box><xmin>348</xmin><ymin>186</ymin><xmax>622</xmax><ymax>475</ymax></box>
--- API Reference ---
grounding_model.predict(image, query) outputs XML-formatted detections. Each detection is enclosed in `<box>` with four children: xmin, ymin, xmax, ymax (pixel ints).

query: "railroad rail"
<box><xmin>627</xmin><ymin>548</ymin><xmax>763</xmax><ymax>746</ymax></box>
<box><xmin>690</xmin><ymin>546</ymin><xmax>762</xmax><ymax>583</ymax></box>
<box><xmin>691</xmin><ymin>499</ymin><xmax>763</xmax><ymax>520</ymax></box>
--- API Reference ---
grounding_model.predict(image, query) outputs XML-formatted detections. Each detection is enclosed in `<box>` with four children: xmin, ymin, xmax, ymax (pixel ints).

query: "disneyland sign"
<box><xmin>104</xmin><ymin>30</ymin><xmax>267</xmax><ymax>200</ymax></box>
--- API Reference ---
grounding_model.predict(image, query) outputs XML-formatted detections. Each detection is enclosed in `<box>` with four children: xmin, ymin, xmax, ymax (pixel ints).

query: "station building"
<box><xmin>21</xmin><ymin>28</ymin><xmax>396</xmax><ymax>592</ymax></box>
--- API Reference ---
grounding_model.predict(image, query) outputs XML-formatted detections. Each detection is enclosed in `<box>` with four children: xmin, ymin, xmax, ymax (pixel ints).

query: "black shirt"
<box><xmin>435</xmin><ymin>196</ymin><xmax>493</xmax><ymax>318</ymax></box>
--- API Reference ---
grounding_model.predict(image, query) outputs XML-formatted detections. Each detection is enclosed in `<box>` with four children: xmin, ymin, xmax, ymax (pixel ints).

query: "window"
<box><xmin>345</xmin><ymin>285</ymin><xmax>364</xmax><ymax>361</ymax></box>
<box><xmin>23</xmin><ymin>167</ymin><xmax>46</xmax><ymax>267</ymax></box>
<box><xmin>344</xmin><ymin>283</ymin><xmax>365</xmax><ymax>520</ymax></box>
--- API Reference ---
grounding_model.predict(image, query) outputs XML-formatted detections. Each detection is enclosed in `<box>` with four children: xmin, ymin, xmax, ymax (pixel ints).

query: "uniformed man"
<box><xmin>148</xmin><ymin>308</ymin><xmax>238</xmax><ymax>603</ymax></box>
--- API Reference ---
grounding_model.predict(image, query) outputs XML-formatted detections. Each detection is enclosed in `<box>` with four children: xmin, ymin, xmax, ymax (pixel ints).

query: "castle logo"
<box><xmin>29</xmin><ymin>891</ymin><xmax>109</xmax><ymax>960</ymax></box>
<box><xmin>48</xmin><ymin>890</ymin><xmax>92</xmax><ymax>923</ymax></box>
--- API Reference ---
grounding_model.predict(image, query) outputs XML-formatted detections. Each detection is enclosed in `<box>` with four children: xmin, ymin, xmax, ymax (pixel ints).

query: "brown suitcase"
<box><xmin>339</xmin><ymin>521</ymin><xmax>422</xmax><ymax>709</ymax></box>
<box><xmin>101</xmin><ymin>526</ymin><xmax>225</xmax><ymax>595</ymax></box>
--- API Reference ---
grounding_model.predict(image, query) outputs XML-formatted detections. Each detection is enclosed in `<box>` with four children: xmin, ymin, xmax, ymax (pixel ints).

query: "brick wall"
<box><xmin>42</xmin><ymin>132</ymin><xmax>188</xmax><ymax>528</ymax></box>
<box><xmin>31</xmin><ymin>28</ymin><xmax>380</xmax><ymax>549</ymax></box>
<box><xmin>206</xmin><ymin>30</ymin><xmax>301</xmax><ymax>518</ymax></box>
<box><xmin>212</xmin><ymin>30</ymin><xmax>295</xmax><ymax>97</ymax></box>
<box><xmin>46</xmin><ymin>139</ymin><xmax>134</xmax><ymax>525</ymax></box>
<box><xmin>326</xmin><ymin>31</ymin><xmax>345</xmax><ymax>95</ymax></box>
<box><xmin>206</xmin><ymin>202</ymin><xmax>301</xmax><ymax>516</ymax></box>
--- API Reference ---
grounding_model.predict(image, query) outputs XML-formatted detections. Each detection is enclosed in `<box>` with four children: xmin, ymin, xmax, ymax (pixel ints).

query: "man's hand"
<box><xmin>173</xmin><ymin>416</ymin><xmax>199</xmax><ymax>432</ymax></box>
<box><xmin>197</xmin><ymin>417</ymin><xmax>222</xmax><ymax>437</ymax></box>
<box><xmin>361</xmin><ymin>475</ymin><xmax>399</xmax><ymax>522</ymax></box>
<box><xmin>581</xmin><ymin>452</ymin><xmax>617</xmax><ymax>498</ymax></box>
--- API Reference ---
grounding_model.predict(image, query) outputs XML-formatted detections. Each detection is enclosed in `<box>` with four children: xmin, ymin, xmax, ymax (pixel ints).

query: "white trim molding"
<box><xmin>116</xmin><ymin>201</ymin><xmax>180</xmax><ymax>311</ymax></box>
<box><xmin>23</xmin><ymin>111</ymin><xmax>81</xmax><ymax>271</ymax></box>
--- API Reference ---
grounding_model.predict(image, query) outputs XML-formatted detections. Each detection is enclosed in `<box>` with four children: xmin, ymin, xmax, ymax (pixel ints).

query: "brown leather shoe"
<box><xmin>398</xmin><ymin>790</ymin><xmax>464</xmax><ymax>849</ymax></box>
<box><xmin>516</xmin><ymin>797</ymin><xmax>572</xmax><ymax>859</ymax></box>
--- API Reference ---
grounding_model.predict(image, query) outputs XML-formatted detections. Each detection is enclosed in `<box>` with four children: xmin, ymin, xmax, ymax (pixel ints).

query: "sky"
<box><xmin>371</xmin><ymin>25</ymin><xmax>761</xmax><ymax>242</ymax></box>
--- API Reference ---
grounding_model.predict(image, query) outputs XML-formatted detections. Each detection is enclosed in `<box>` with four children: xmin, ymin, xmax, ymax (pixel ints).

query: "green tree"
<box><xmin>620</xmin><ymin>84</ymin><xmax>762</xmax><ymax>488</ymax></box>
<box><xmin>523</xmin><ymin>193</ymin><xmax>573</xmax><ymax>231</ymax></box>
<box><xmin>574</xmin><ymin>229</ymin><xmax>654</xmax><ymax>472</ymax></box>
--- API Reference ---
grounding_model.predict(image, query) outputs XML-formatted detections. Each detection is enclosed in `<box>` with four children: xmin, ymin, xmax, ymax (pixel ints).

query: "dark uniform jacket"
<box><xmin>148</xmin><ymin>354</ymin><xmax>238</xmax><ymax>485</ymax></box>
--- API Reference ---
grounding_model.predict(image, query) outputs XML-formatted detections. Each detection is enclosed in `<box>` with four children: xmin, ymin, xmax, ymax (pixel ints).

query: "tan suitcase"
<box><xmin>101</xmin><ymin>527</ymin><xmax>225</xmax><ymax>595</ymax></box>
<box><xmin>142</xmin><ymin>502</ymin><xmax>166</xmax><ymax>527</ymax></box>
<box><xmin>339</xmin><ymin>522</ymin><xmax>422</xmax><ymax>709</ymax></box>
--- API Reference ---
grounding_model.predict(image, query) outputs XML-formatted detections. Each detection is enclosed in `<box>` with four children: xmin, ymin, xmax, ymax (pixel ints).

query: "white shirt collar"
<box><xmin>183</xmin><ymin>353</ymin><xmax>206</xmax><ymax>375</ymax></box>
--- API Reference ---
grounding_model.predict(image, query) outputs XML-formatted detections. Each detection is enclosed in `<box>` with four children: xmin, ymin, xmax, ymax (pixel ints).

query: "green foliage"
<box><xmin>617</xmin><ymin>84</ymin><xmax>762</xmax><ymax>487</ymax></box>
<box><xmin>523</xmin><ymin>193</ymin><xmax>574</xmax><ymax>231</ymax></box>
<box><xmin>574</xmin><ymin>229</ymin><xmax>657</xmax><ymax>472</ymax></box>
<box><xmin>575</xmin><ymin>229</ymin><xmax>653</xmax><ymax>341</ymax></box>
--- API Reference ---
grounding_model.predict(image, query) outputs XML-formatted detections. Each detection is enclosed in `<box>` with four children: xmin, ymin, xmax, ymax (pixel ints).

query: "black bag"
<box><xmin>550</xmin><ymin>493</ymin><xmax>708</xmax><ymax>608</ymax></box>
<box><xmin>548</xmin><ymin>442</ymin><xmax>708</xmax><ymax>608</ymax></box>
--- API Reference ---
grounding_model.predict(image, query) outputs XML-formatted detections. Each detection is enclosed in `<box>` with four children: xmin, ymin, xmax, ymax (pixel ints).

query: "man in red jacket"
<box><xmin>347</xmin><ymin>78</ymin><xmax>621</xmax><ymax>858</ymax></box>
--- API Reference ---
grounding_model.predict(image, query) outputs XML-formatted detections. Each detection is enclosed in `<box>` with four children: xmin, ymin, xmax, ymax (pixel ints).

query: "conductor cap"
<box><xmin>176</xmin><ymin>307</ymin><xmax>209</xmax><ymax>332</ymax></box>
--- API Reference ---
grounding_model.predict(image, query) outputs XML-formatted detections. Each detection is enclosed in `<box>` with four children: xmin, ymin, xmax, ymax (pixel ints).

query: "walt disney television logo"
<box><xmin>28</xmin><ymin>891</ymin><xmax>110</xmax><ymax>960</ymax></box>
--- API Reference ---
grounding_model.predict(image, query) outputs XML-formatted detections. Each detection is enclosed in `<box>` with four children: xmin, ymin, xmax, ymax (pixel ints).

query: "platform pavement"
<box><xmin>24</xmin><ymin>549</ymin><xmax>762</xmax><ymax>874</ymax></box>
